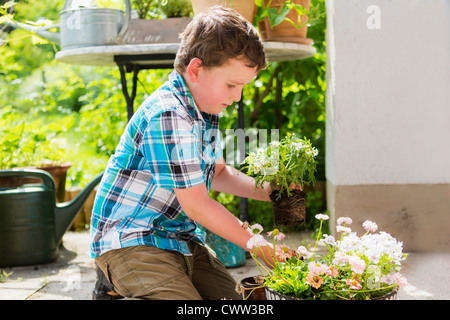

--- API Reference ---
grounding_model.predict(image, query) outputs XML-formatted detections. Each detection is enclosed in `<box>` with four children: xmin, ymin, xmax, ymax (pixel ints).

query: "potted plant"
<box><xmin>190</xmin><ymin>0</ymin><xmax>256</xmax><ymax>23</ymax></box>
<box><xmin>241</xmin><ymin>133</ymin><xmax>318</xmax><ymax>226</ymax></box>
<box><xmin>123</xmin><ymin>0</ymin><xmax>193</xmax><ymax>45</ymax></box>
<box><xmin>245</xmin><ymin>214</ymin><xmax>408</xmax><ymax>300</ymax></box>
<box><xmin>254</xmin><ymin>0</ymin><xmax>314</xmax><ymax>44</ymax></box>
<box><xmin>0</xmin><ymin>107</ymin><xmax>74</xmax><ymax>202</ymax></box>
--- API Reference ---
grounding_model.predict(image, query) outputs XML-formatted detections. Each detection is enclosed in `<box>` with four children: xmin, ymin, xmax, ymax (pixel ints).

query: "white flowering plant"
<box><xmin>240</xmin><ymin>133</ymin><xmax>318</xmax><ymax>199</ymax></box>
<box><xmin>245</xmin><ymin>214</ymin><xmax>408</xmax><ymax>300</ymax></box>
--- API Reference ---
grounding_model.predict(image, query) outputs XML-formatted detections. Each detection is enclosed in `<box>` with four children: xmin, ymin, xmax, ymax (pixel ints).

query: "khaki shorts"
<box><xmin>95</xmin><ymin>241</ymin><xmax>242</xmax><ymax>300</ymax></box>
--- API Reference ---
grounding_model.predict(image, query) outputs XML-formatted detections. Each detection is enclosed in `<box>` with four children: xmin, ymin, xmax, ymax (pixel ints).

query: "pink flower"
<box><xmin>308</xmin><ymin>261</ymin><xmax>329</xmax><ymax>275</ymax></box>
<box><xmin>297</xmin><ymin>245</ymin><xmax>308</xmax><ymax>256</ymax></box>
<box><xmin>326</xmin><ymin>266</ymin><xmax>339</xmax><ymax>277</ymax></box>
<box><xmin>267</xmin><ymin>229</ymin><xmax>285</xmax><ymax>241</ymax></box>
<box><xmin>348</xmin><ymin>255</ymin><xmax>366</xmax><ymax>274</ymax></box>
<box><xmin>337</xmin><ymin>217</ymin><xmax>352</xmax><ymax>225</ymax></box>
<box><xmin>333</xmin><ymin>251</ymin><xmax>349</xmax><ymax>264</ymax></box>
<box><xmin>391</xmin><ymin>273</ymin><xmax>408</xmax><ymax>287</ymax></box>
<box><xmin>246</xmin><ymin>234</ymin><xmax>268</xmax><ymax>250</ymax></box>
<box><xmin>362</xmin><ymin>220</ymin><xmax>378</xmax><ymax>233</ymax></box>
<box><xmin>306</xmin><ymin>273</ymin><xmax>324</xmax><ymax>289</ymax></box>
<box><xmin>315</xmin><ymin>213</ymin><xmax>329</xmax><ymax>221</ymax></box>
<box><xmin>346</xmin><ymin>276</ymin><xmax>362</xmax><ymax>290</ymax></box>
<box><xmin>275</xmin><ymin>244</ymin><xmax>293</xmax><ymax>260</ymax></box>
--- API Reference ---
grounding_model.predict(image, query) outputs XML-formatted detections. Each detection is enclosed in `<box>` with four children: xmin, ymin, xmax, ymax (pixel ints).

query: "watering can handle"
<box><xmin>0</xmin><ymin>169</ymin><xmax>55</xmax><ymax>191</ymax></box>
<box><xmin>118</xmin><ymin>0</ymin><xmax>131</xmax><ymax>38</ymax></box>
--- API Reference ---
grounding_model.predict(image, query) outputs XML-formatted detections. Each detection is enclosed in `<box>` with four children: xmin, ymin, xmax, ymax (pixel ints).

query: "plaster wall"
<box><xmin>325</xmin><ymin>0</ymin><xmax>450</xmax><ymax>251</ymax></box>
<box><xmin>326</xmin><ymin>0</ymin><xmax>450</xmax><ymax>186</ymax></box>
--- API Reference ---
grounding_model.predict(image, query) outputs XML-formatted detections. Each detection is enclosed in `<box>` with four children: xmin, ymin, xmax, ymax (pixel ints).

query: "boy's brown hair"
<box><xmin>174</xmin><ymin>5</ymin><xmax>267</xmax><ymax>73</ymax></box>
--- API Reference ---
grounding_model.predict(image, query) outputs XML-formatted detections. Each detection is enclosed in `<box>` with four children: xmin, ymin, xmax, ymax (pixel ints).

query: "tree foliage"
<box><xmin>1</xmin><ymin>0</ymin><xmax>327</xmax><ymax>229</ymax></box>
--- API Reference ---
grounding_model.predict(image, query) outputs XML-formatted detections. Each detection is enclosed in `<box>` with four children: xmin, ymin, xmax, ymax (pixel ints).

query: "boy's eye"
<box><xmin>227</xmin><ymin>84</ymin><xmax>236</xmax><ymax>88</ymax></box>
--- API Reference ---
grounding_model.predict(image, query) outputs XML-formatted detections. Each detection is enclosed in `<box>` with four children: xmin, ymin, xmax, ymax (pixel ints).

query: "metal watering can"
<box><xmin>0</xmin><ymin>169</ymin><xmax>103</xmax><ymax>267</ymax></box>
<box><xmin>59</xmin><ymin>0</ymin><xmax>131</xmax><ymax>49</ymax></box>
<box><xmin>4</xmin><ymin>0</ymin><xmax>131</xmax><ymax>49</ymax></box>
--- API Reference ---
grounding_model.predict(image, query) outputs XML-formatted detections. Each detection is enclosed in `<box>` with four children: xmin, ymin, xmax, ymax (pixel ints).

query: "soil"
<box><xmin>269</xmin><ymin>189</ymin><xmax>307</xmax><ymax>226</ymax></box>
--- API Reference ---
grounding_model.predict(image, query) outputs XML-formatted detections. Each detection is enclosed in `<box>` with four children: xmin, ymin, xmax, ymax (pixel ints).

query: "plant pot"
<box><xmin>122</xmin><ymin>17</ymin><xmax>192</xmax><ymax>44</ymax></box>
<box><xmin>239</xmin><ymin>276</ymin><xmax>267</xmax><ymax>300</ymax></box>
<box><xmin>269</xmin><ymin>189</ymin><xmax>307</xmax><ymax>226</ymax></box>
<box><xmin>190</xmin><ymin>0</ymin><xmax>256</xmax><ymax>23</ymax></box>
<box><xmin>262</xmin><ymin>0</ymin><xmax>313</xmax><ymax>45</ymax></box>
<box><xmin>203</xmin><ymin>228</ymin><xmax>246</xmax><ymax>267</ymax></box>
<box><xmin>0</xmin><ymin>162</ymin><xmax>71</xmax><ymax>203</ymax></box>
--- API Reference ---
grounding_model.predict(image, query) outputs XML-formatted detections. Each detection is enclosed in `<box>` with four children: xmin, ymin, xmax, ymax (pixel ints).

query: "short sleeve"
<box><xmin>141</xmin><ymin>110</ymin><xmax>206</xmax><ymax>189</ymax></box>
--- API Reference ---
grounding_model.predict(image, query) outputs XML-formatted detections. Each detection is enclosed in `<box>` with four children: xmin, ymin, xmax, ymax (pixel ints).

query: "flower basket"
<box><xmin>245</xmin><ymin>214</ymin><xmax>408</xmax><ymax>300</ymax></box>
<box><xmin>265</xmin><ymin>286</ymin><xmax>399</xmax><ymax>301</ymax></box>
<box><xmin>270</xmin><ymin>188</ymin><xmax>307</xmax><ymax>226</ymax></box>
<box><xmin>265</xmin><ymin>286</ymin><xmax>299</xmax><ymax>300</ymax></box>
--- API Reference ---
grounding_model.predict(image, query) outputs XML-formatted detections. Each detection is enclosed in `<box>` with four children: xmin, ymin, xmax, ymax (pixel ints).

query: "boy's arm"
<box><xmin>173</xmin><ymin>183</ymin><xmax>278</xmax><ymax>267</ymax></box>
<box><xmin>212</xmin><ymin>157</ymin><xmax>271</xmax><ymax>201</ymax></box>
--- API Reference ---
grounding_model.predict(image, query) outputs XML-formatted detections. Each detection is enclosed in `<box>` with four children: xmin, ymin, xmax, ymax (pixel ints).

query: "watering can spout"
<box><xmin>55</xmin><ymin>171</ymin><xmax>103</xmax><ymax>244</ymax></box>
<box><xmin>3</xmin><ymin>20</ymin><xmax>61</xmax><ymax>45</ymax></box>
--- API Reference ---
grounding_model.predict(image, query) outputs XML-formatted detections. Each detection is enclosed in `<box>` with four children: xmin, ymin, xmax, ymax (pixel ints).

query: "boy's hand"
<box><xmin>289</xmin><ymin>183</ymin><xmax>302</xmax><ymax>191</ymax></box>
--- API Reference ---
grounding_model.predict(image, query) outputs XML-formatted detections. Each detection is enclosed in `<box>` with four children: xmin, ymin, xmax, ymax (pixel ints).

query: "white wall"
<box><xmin>326</xmin><ymin>0</ymin><xmax>450</xmax><ymax>186</ymax></box>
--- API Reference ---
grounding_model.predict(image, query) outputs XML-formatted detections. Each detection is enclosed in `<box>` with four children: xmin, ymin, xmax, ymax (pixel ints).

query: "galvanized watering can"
<box><xmin>60</xmin><ymin>0</ymin><xmax>131</xmax><ymax>49</ymax></box>
<box><xmin>4</xmin><ymin>0</ymin><xmax>131</xmax><ymax>49</ymax></box>
<box><xmin>0</xmin><ymin>169</ymin><xmax>103</xmax><ymax>267</ymax></box>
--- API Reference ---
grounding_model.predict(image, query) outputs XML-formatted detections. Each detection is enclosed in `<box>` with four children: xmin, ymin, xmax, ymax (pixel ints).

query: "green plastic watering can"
<box><xmin>0</xmin><ymin>169</ymin><xmax>103</xmax><ymax>267</ymax></box>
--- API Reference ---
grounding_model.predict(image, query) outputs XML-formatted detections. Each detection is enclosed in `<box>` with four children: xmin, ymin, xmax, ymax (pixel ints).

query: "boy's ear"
<box><xmin>186</xmin><ymin>57</ymin><xmax>203</xmax><ymax>83</ymax></box>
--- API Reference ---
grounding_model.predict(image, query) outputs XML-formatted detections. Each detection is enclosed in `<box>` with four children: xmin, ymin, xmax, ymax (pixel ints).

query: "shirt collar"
<box><xmin>169</xmin><ymin>70</ymin><xmax>206</xmax><ymax>124</ymax></box>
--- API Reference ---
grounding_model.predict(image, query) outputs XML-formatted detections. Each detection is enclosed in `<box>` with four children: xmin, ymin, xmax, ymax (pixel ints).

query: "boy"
<box><xmin>90</xmin><ymin>6</ymin><xmax>280</xmax><ymax>300</ymax></box>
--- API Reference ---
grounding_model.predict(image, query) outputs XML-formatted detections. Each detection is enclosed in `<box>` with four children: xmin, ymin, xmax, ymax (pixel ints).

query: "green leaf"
<box><xmin>267</xmin><ymin>6</ymin><xmax>290</xmax><ymax>27</ymax></box>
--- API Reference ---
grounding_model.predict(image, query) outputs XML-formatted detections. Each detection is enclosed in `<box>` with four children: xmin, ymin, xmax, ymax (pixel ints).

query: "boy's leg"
<box><xmin>95</xmin><ymin>245</ymin><xmax>202</xmax><ymax>300</ymax></box>
<box><xmin>92</xmin><ymin>262</ymin><xmax>124</xmax><ymax>300</ymax></box>
<box><xmin>190</xmin><ymin>242</ymin><xmax>242</xmax><ymax>300</ymax></box>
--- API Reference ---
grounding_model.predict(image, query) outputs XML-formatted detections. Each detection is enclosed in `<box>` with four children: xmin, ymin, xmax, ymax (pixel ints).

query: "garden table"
<box><xmin>55</xmin><ymin>41</ymin><xmax>316</xmax><ymax>221</ymax></box>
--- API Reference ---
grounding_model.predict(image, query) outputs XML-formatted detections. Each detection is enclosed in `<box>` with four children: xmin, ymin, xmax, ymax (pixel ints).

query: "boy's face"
<box><xmin>188</xmin><ymin>57</ymin><xmax>258</xmax><ymax>115</ymax></box>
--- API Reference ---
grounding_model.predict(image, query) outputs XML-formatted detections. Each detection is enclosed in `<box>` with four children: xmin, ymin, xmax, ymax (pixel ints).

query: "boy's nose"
<box><xmin>231</xmin><ymin>89</ymin><xmax>242</xmax><ymax>103</ymax></box>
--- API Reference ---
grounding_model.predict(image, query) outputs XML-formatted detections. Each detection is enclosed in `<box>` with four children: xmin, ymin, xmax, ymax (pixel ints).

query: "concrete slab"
<box><xmin>1</xmin><ymin>230</ymin><xmax>449</xmax><ymax>300</ymax></box>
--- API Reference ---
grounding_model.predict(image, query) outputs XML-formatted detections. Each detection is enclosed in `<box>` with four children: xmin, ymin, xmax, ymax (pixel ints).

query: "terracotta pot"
<box><xmin>190</xmin><ymin>0</ymin><xmax>256</xmax><ymax>23</ymax></box>
<box><xmin>269</xmin><ymin>188</ymin><xmax>307</xmax><ymax>226</ymax></box>
<box><xmin>239</xmin><ymin>276</ymin><xmax>267</xmax><ymax>300</ymax></box>
<box><xmin>262</xmin><ymin>0</ymin><xmax>313</xmax><ymax>45</ymax></box>
<box><xmin>0</xmin><ymin>162</ymin><xmax>71</xmax><ymax>203</ymax></box>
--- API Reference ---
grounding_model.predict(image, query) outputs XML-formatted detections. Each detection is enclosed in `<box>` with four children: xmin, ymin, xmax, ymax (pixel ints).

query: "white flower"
<box><xmin>362</xmin><ymin>220</ymin><xmax>378</xmax><ymax>233</ymax></box>
<box><xmin>338</xmin><ymin>232</ymin><xmax>361</xmax><ymax>252</ymax></box>
<box><xmin>249</xmin><ymin>223</ymin><xmax>263</xmax><ymax>235</ymax></box>
<box><xmin>270</xmin><ymin>141</ymin><xmax>280</xmax><ymax>147</ymax></box>
<box><xmin>337</xmin><ymin>217</ymin><xmax>352</xmax><ymax>225</ymax></box>
<box><xmin>336</xmin><ymin>225</ymin><xmax>351</xmax><ymax>234</ymax></box>
<box><xmin>322</xmin><ymin>234</ymin><xmax>336</xmax><ymax>246</ymax></box>
<box><xmin>246</xmin><ymin>234</ymin><xmax>268</xmax><ymax>250</ymax></box>
<box><xmin>315</xmin><ymin>213</ymin><xmax>329</xmax><ymax>221</ymax></box>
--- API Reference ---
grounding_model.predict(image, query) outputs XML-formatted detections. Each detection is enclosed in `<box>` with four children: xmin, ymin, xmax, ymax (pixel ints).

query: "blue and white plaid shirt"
<box><xmin>90</xmin><ymin>70</ymin><xmax>222</xmax><ymax>258</ymax></box>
